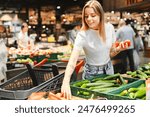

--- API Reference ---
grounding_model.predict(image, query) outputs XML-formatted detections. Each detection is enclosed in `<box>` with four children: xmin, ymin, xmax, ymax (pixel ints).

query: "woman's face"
<box><xmin>84</xmin><ymin>7</ymin><xmax>100</xmax><ymax>30</ymax></box>
<box><xmin>22</xmin><ymin>24</ymin><xmax>28</xmax><ymax>32</ymax></box>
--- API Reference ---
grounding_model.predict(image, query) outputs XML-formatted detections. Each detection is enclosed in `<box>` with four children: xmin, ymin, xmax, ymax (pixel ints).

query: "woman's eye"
<box><xmin>85</xmin><ymin>16</ymin><xmax>88</xmax><ymax>19</ymax></box>
<box><xmin>91</xmin><ymin>15</ymin><xmax>96</xmax><ymax>17</ymax></box>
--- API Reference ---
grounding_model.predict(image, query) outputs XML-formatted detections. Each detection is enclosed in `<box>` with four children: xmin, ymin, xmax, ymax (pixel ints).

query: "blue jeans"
<box><xmin>82</xmin><ymin>61</ymin><xmax>114</xmax><ymax>79</ymax></box>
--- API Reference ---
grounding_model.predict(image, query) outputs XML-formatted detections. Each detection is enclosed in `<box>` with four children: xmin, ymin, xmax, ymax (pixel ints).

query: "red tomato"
<box><xmin>124</xmin><ymin>40</ymin><xmax>131</xmax><ymax>47</ymax></box>
<box><xmin>119</xmin><ymin>42</ymin><xmax>125</xmax><ymax>48</ymax></box>
<box><xmin>115</xmin><ymin>41</ymin><xmax>120</xmax><ymax>47</ymax></box>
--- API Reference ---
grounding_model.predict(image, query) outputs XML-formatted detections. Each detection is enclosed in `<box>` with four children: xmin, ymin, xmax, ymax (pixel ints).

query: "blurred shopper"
<box><xmin>116</xmin><ymin>19</ymin><xmax>135</xmax><ymax>73</ymax></box>
<box><xmin>17</xmin><ymin>22</ymin><xmax>34</xmax><ymax>49</ymax></box>
<box><xmin>0</xmin><ymin>38</ymin><xmax>8</xmax><ymax>83</ymax></box>
<box><xmin>53</xmin><ymin>22</ymin><xmax>66</xmax><ymax>42</ymax></box>
<box><xmin>134</xmin><ymin>28</ymin><xmax>144</xmax><ymax>54</ymax></box>
<box><xmin>61</xmin><ymin>0</ymin><xmax>129</xmax><ymax>99</ymax></box>
<box><xmin>69</xmin><ymin>22</ymin><xmax>81</xmax><ymax>44</ymax></box>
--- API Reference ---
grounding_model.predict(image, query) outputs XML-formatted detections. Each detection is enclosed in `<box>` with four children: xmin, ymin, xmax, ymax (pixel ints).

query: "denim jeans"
<box><xmin>82</xmin><ymin>60</ymin><xmax>114</xmax><ymax>79</ymax></box>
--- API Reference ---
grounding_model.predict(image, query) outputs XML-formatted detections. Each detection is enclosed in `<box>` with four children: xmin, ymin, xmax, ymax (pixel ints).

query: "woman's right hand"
<box><xmin>61</xmin><ymin>82</ymin><xmax>72</xmax><ymax>100</ymax></box>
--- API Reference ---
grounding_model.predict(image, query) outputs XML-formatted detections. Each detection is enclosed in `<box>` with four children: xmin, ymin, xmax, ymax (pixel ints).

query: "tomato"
<box><xmin>115</xmin><ymin>41</ymin><xmax>120</xmax><ymax>47</ymax></box>
<box><xmin>124</xmin><ymin>40</ymin><xmax>131</xmax><ymax>47</ymax></box>
<box><xmin>119</xmin><ymin>42</ymin><xmax>125</xmax><ymax>48</ymax></box>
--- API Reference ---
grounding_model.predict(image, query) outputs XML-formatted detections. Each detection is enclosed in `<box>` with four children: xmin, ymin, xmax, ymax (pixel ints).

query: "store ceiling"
<box><xmin>0</xmin><ymin>0</ymin><xmax>92</xmax><ymax>13</ymax></box>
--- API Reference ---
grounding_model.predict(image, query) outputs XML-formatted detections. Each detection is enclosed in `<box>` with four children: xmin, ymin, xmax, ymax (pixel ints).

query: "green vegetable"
<box><xmin>118</xmin><ymin>76</ymin><xmax>126</xmax><ymax>85</ymax></box>
<box><xmin>119</xmin><ymin>90</ymin><xmax>128</xmax><ymax>96</ymax></box>
<box><xmin>103</xmin><ymin>73</ymin><xmax>120</xmax><ymax>80</ymax></box>
<box><xmin>126</xmin><ymin>71</ymin><xmax>132</xmax><ymax>75</ymax></box>
<box><xmin>95</xmin><ymin>80</ymin><xmax>117</xmax><ymax>83</ymax></box>
<box><xmin>134</xmin><ymin>87</ymin><xmax>146</xmax><ymax>99</ymax></box>
<box><xmin>84</xmin><ymin>82</ymin><xmax>115</xmax><ymax>88</ymax></box>
<box><xmin>128</xmin><ymin>88</ymin><xmax>139</xmax><ymax>93</ymax></box>
<box><xmin>142</xmin><ymin>64</ymin><xmax>150</xmax><ymax>70</ymax></box>
<box><xmin>144</xmin><ymin>71</ymin><xmax>150</xmax><ymax>75</ymax></box>
<box><xmin>131</xmin><ymin>71</ymin><xmax>137</xmax><ymax>77</ymax></box>
<box><xmin>129</xmin><ymin>92</ymin><xmax>135</xmax><ymax>99</ymax></box>
<box><xmin>92</xmin><ymin>87</ymin><xmax>118</xmax><ymax>92</ymax></box>
<box><xmin>88</xmin><ymin>84</ymin><xmax>119</xmax><ymax>90</ymax></box>
<box><xmin>137</xmin><ymin>70</ymin><xmax>148</xmax><ymax>79</ymax></box>
<box><xmin>72</xmin><ymin>80</ymin><xmax>90</xmax><ymax>87</ymax></box>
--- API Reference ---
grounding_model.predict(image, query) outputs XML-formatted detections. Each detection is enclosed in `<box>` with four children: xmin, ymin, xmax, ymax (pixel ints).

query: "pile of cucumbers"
<box><xmin>126</xmin><ymin>63</ymin><xmax>150</xmax><ymax>79</ymax></box>
<box><xmin>72</xmin><ymin>73</ymin><xmax>127</xmax><ymax>96</ymax></box>
<box><xmin>119</xmin><ymin>83</ymin><xmax>146</xmax><ymax>100</ymax></box>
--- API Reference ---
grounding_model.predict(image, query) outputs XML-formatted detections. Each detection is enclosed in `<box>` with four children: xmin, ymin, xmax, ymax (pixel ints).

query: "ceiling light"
<box><xmin>57</xmin><ymin>6</ymin><xmax>61</xmax><ymax>9</ymax></box>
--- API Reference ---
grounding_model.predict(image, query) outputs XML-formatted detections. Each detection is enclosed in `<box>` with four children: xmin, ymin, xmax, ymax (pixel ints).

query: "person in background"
<box><xmin>0</xmin><ymin>38</ymin><xmax>8</xmax><ymax>84</ymax></box>
<box><xmin>69</xmin><ymin>22</ymin><xmax>81</xmax><ymax>44</ymax></box>
<box><xmin>17</xmin><ymin>22</ymin><xmax>33</xmax><ymax>49</ymax></box>
<box><xmin>116</xmin><ymin>19</ymin><xmax>135</xmax><ymax>73</ymax></box>
<box><xmin>134</xmin><ymin>28</ymin><xmax>144</xmax><ymax>54</ymax></box>
<box><xmin>61</xmin><ymin>0</ymin><xmax>129</xmax><ymax>99</ymax></box>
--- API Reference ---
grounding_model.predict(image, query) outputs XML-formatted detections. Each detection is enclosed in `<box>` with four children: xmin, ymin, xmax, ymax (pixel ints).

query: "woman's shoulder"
<box><xmin>77</xmin><ymin>29</ymin><xmax>90</xmax><ymax>37</ymax></box>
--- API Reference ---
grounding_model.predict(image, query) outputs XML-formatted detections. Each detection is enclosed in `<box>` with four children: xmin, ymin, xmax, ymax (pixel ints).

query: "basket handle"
<box><xmin>26</xmin><ymin>64</ymin><xmax>38</xmax><ymax>86</ymax></box>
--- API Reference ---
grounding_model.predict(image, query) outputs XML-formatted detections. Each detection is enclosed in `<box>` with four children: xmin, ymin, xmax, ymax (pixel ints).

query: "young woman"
<box><xmin>61</xmin><ymin>0</ymin><xmax>128</xmax><ymax>99</ymax></box>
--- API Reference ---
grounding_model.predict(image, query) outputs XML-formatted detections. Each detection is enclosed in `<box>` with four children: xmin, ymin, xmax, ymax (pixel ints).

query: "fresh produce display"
<box><xmin>126</xmin><ymin>63</ymin><xmax>150</xmax><ymax>79</ymax></box>
<box><xmin>71</xmin><ymin>73</ymin><xmax>128</xmax><ymax>97</ymax></box>
<box><xmin>118</xmin><ymin>83</ymin><xmax>146</xmax><ymax>100</ymax></box>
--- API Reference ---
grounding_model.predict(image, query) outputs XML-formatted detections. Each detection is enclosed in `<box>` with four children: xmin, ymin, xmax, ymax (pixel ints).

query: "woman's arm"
<box><xmin>61</xmin><ymin>48</ymin><xmax>80</xmax><ymax>99</ymax></box>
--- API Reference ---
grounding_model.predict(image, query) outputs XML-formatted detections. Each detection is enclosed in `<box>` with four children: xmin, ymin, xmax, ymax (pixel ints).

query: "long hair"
<box><xmin>81</xmin><ymin>0</ymin><xmax>106</xmax><ymax>42</ymax></box>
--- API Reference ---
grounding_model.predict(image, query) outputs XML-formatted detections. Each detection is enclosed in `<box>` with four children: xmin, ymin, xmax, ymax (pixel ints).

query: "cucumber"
<box><xmin>119</xmin><ymin>90</ymin><xmax>128</xmax><ymax>96</ymax></box>
<box><xmin>138</xmin><ymin>83</ymin><xmax>145</xmax><ymax>88</ymax></box>
<box><xmin>95</xmin><ymin>80</ymin><xmax>117</xmax><ymax>83</ymax></box>
<box><xmin>137</xmin><ymin>74</ymin><xmax>146</xmax><ymax>79</ymax></box>
<box><xmin>142</xmin><ymin>64</ymin><xmax>150</xmax><ymax>70</ymax></box>
<box><xmin>137</xmin><ymin>70</ymin><xmax>148</xmax><ymax>79</ymax></box>
<box><xmin>126</xmin><ymin>71</ymin><xmax>133</xmax><ymax>75</ymax></box>
<box><xmin>92</xmin><ymin>87</ymin><xmax>118</xmax><ymax>92</ymax></box>
<box><xmin>128</xmin><ymin>88</ymin><xmax>139</xmax><ymax>93</ymax></box>
<box><xmin>118</xmin><ymin>76</ymin><xmax>126</xmax><ymax>85</ymax></box>
<box><xmin>129</xmin><ymin>92</ymin><xmax>135</xmax><ymax>99</ymax></box>
<box><xmin>88</xmin><ymin>84</ymin><xmax>119</xmax><ymax>90</ymax></box>
<box><xmin>131</xmin><ymin>71</ymin><xmax>137</xmax><ymax>77</ymax></box>
<box><xmin>85</xmin><ymin>82</ymin><xmax>115</xmax><ymax>87</ymax></box>
<box><xmin>144</xmin><ymin>71</ymin><xmax>150</xmax><ymax>75</ymax></box>
<box><xmin>134</xmin><ymin>87</ymin><xmax>146</xmax><ymax>99</ymax></box>
<box><xmin>103</xmin><ymin>73</ymin><xmax>120</xmax><ymax>80</ymax></box>
<box><xmin>72</xmin><ymin>79</ymin><xmax>90</xmax><ymax>87</ymax></box>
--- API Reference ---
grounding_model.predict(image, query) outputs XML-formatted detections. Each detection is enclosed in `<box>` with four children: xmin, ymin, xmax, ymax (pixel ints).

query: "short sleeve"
<box><xmin>73</xmin><ymin>31</ymin><xmax>85</xmax><ymax>51</ymax></box>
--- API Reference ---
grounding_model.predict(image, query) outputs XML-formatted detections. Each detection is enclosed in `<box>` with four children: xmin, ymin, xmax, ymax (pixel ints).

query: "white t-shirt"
<box><xmin>74</xmin><ymin>23</ymin><xmax>116</xmax><ymax>66</ymax></box>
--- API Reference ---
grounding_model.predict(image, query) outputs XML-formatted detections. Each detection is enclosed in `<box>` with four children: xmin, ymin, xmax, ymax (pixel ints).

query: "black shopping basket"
<box><xmin>0</xmin><ymin>63</ymin><xmax>64</xmax><ymax>100</ymax></box>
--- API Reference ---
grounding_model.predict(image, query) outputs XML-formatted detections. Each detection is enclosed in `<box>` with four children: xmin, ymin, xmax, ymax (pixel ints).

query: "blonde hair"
<box><xmin>81</xmin><ymin>0</ymin><xmax>106</xmax><ymax>42</ymax></box>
